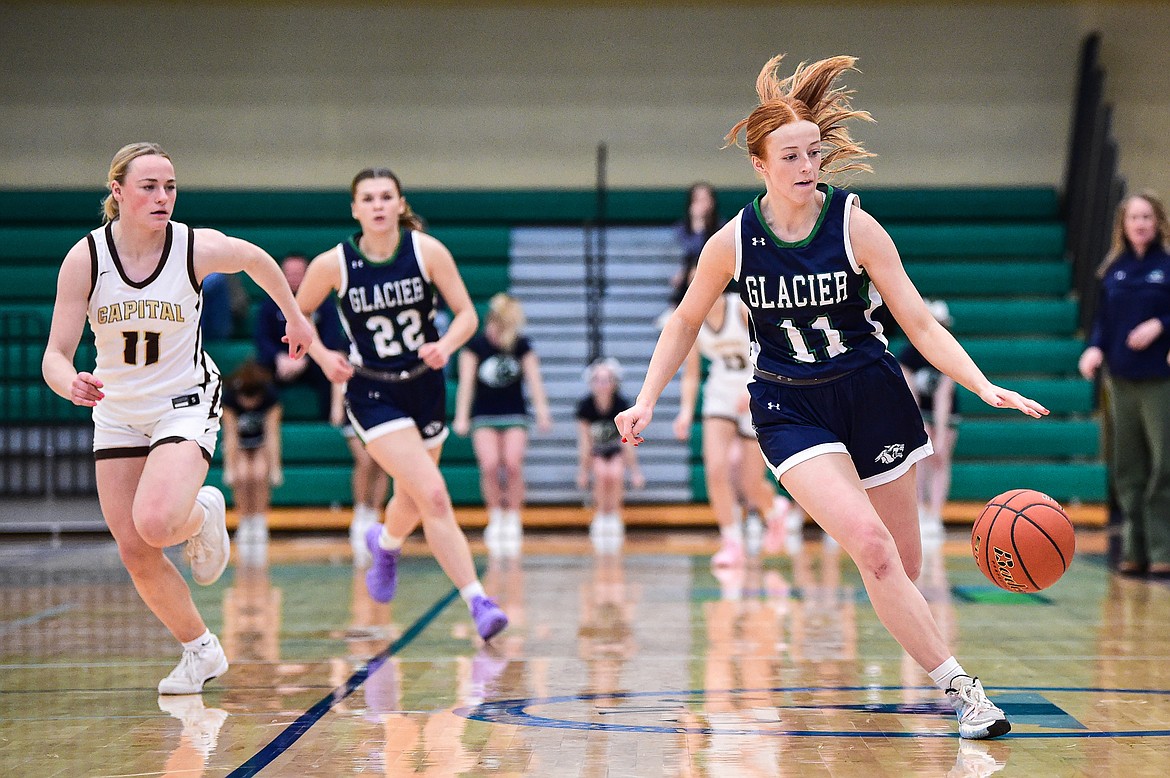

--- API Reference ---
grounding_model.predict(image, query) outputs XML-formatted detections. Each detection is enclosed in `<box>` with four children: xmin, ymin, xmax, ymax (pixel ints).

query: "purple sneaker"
<box><xmin>365</xmin><ymin>525</ymin><xmax>400</xmax><ymax>603</ymax></box>
<box><xmin>470</xmin><ymin>595</ymin><xmax>508</xmax><ymax>642</ymax></box>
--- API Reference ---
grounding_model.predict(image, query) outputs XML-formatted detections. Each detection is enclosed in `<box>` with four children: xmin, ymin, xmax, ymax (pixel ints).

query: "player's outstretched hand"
<box><xmin>282</xmin><ymin>311</ymin><xmax>315</xmax><ymax>359</ymax></box>
<box><xmin>615</xmin><ymin>401</ymin><xmax>653</xmax><ymax>446</ymax></box>
<box><xmin>977</xmin><ymin>384</ymin><xmax>1049</xmax><ymax>419</ymax></box>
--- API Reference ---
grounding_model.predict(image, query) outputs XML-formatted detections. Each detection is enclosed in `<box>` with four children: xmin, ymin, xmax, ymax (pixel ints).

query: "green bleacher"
<box><xmin>1</xmin><ymin>185</ymin><xmax>1105</xmax><ymax>507</ymax></box>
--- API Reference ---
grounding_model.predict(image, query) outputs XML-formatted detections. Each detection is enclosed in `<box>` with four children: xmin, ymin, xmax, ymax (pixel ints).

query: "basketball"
<box><xmin>971</xmin><ymin>488</ymin><xmax>1076</xmax><ymax>593</ymax></box>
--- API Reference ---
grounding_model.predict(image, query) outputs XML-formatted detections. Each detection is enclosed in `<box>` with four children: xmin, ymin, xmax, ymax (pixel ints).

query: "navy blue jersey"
<box><xmin>1087</xmin><ymin>246</ymin><xmax>1170</xmax><ymax>381</ymax></box>
<box><xmin>335</xmin><ymin>231</ymin><xmax>439</xmax><ymax>374</ymax></box>
<box><xmin>223</xmin><ymin>384</ymin><xmax>280</xmax><ymax>450</ymax></box>
<box><xmin>468</xmin><ymin>333</ymin><xmax>532</xmax><ymax>418</ymax></box>
<box><xmin>576</xmin><ymin>392</ymin><xmax>628</xmax><ymax>455</ymax></box>
<box><xmin>735</xmin><ymin>185</ymin><xmax>889</xmax><ymax>380</ymax></box>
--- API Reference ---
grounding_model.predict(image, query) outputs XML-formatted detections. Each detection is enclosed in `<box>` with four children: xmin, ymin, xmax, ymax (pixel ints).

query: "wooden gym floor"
<box><xmin>2</xmin><ymin>506</ymin><xmax>1167</xmax><ymax>777</ymax></box>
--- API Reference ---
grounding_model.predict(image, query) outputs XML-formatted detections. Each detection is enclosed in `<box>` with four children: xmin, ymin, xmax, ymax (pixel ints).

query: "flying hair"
<box><xmin>725</xmin><ymin>54</ymin><xmax>875</xmax><ymax>179</ymax></box>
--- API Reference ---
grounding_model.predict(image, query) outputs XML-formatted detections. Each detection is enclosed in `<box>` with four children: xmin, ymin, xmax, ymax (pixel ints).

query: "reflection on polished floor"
<box><xmin>2</xmin><ymin>524</ymin><xmax>1169</xmax><ymax>777</ymax></box>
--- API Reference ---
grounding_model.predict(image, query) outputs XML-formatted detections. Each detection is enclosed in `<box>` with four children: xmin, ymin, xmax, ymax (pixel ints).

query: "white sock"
<box><xmin>928</xmin><ymin>657</ymin><xmax>968</xmax><ymax>691</ymax></box>
<box><xmin>459</xmin><ymin>581</ymin><xmax>486</xmax><ymax>605</ymax></box>
<box><xmin>378</xmin><ymin>525</ymin><xmax>405</xmax><ymax>551</ymax></box>
<box><xmin>182</xmin><ymin>630</ymin><xmax>214</xmax><ymax>653</ymax></box>
<box><xmin>488</xmin><ymin>507</ymin><xmax>504</xmax><ymax>525</ymax></box>
<box><xmin>504</xmin><ymin>508</ymin><xmax>521</xmax><ymax>527</ymax></box>
<box><xmin>721</xmin><ymin>522</ymin><xmax>744</xmax><ymax>544</ymax></box>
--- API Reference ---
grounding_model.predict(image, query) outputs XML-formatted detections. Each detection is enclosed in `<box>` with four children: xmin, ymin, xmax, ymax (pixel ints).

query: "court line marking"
<box><xmin>226</xmin><ymin>584</ymin><xmax>461</xmax><ymax>778</ymax></box>
<box><xmin>0</xmin><ymin>603</ymin><xmax>77</xmax><ymax>635</ymax></box>
<box><xmin>456</xmin><ymin>684</ymin><xmax>1170</xmax><ymax>739</ymax></box>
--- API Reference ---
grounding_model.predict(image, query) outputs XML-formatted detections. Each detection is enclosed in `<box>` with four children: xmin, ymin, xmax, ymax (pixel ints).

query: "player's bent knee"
<box><xmin>850</xmin><ymin>527</ymin><xmax>901</xmax><ymax>581</ymax></box>
<box><xmin>133</xmin><ymin>505</ymin><xmax>187</xmax><ymax>547</ymax></box>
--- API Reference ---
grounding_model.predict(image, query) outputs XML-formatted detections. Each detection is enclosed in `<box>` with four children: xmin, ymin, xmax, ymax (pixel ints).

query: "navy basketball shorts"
<box><xmin>345</xmin><ymin>370</ymin><xmax>448</xmax><ymax>449</ymax></box>
<box><xmin>749</xmin><ymin>353</ymin><xmax>933</xmax><ymax>488</ymax></box>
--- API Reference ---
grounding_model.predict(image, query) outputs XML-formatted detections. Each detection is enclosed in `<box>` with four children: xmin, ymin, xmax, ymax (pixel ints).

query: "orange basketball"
<box><xmin>971</xmin><ymin>489</ymin><xmax>1076</xmax><ymax>593</ymax></box>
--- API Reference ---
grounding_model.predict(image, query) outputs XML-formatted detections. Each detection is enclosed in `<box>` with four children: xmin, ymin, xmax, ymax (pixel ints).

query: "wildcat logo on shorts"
<box><xmin>421</xmin><ymin>421</ymin><xmax>444</xmax><ymax>438</ymax></box>
<box><xmin>874</xmin><ymin>443</ymin><xmax>905</xmax><ymax>465</ymax></box>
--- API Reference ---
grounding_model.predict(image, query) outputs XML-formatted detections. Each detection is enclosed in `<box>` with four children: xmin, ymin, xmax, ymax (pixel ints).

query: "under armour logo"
<box><xmin>874</xmin><ymin>443</ymin><xmax>906</xmax><ymax>465</ymax></box>
<box><xmin>752</xmin><ymin>237</ymin><xmax>767</xmax><ymax>246</ymax></box>
<box><xmin>767</xmin><ymin>402</ymin><xmax>782</xmax><ymax>410</ymax></box>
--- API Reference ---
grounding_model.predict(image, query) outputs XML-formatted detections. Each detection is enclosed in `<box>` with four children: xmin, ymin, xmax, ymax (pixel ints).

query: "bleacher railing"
<box><xmin>583</xmin><ymin>142</ymin><xmax>608</xmax><ymax>366</ymax></box>
<box><xmin>1062</xmin><ymin>31</ymin><xmax>1126</xmax><ymax>332</ymax></box>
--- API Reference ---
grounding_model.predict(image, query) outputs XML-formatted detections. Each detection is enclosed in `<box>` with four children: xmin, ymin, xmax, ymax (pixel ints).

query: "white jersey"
<box><xmin>86</xmin><ymin>221</ymin><xmax>220</xmax><ymax>423</ymax></box>
<box><xmin>695</xmin><ymin>293</ymin><xmax>755</xmax><ymax>436</ymax></box>
<box><xmin>696</xmin><ymin>293</ymin><xmax>753</xmax><ymax>394</ymax></box>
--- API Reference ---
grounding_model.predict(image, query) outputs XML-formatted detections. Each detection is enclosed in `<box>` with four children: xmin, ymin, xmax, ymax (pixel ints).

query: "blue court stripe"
<box><xmin>227</xmin><ymin>584</ymin><xmax>462</xmax><ymax>777</ymax></box>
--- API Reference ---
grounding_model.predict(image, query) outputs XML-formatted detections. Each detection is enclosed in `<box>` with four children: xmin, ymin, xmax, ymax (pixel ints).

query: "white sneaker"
<box><xmin>744</xmin><ymin>512</ymin><xmax>764</xmax><ymax>557</ymax></box>
<box><xmin>157</xmin><ymin>694</ymin><xmax>229</xmax><ymax>760</ymax></box>
<box><xmin>589</xmin><ymin>514</ymin><xmax>623</xmax><ymax>554</ymax></box>
<box><xmin>484</xmin><ymin>518</ymin><xmax>506</xmax><ymax>558</ymax></box>
<box><xmin>947</xmin><ymin>676</ymin><xmax>1011</xmax><ymax>739</ymax></box>
<box><xmin>233</xmin><ymin>515</ymin><xmax>268</xmax><ymax>547</ymax></box>
<box><xmin>350</xmin><ymin>508</ymin><xmax>376</xmax><ymax>567</ymax></box>
<box><xmin>920</xmin><ymin>511</ymin><xmax>945</xmax><ymax>542</ymax></box>
<box><xmin>236</xmin><ymin>536</ymin><xmax>268</xmax><ymax>568</ymax></box>
<box><xmin>500</xmin><ymin>514</ymin><xmax>523</xmax><ymax>558</ymax></box>
<box><xmin>158</xmin><ymin>634</ymin><xmax>229</xmax><ymax>695</ymax></box>
<box><xmin>187</xmin><ymin>487</ymin><xmax>229</xmax><ymax>586</ymax></box>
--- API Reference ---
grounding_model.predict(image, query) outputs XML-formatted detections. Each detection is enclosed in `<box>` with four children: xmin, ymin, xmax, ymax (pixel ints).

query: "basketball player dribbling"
<box><xmin>616</xmin><ymin>55</ymin><xmax>1049</xmax><ymax>739</ymax></box>
<box><xmin>42</xmin><ymin>142</ymin><xmax>315</xmax><ymax>694</ymax></box>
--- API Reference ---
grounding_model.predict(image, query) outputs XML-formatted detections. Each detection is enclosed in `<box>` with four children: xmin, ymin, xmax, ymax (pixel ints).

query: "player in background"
<box><xmin>453</xmin><ymin>292</ymin><xmax>553</xmax><ymax>558</ymax></box>
<box><xmin>296</xmin><ymin>167</ymin><xmax>507</xmax><ymax>642</ymax></box>
<box><xmin>672</xmin><ymin>285</ymin><xmax>791</xmax><ymax>567</ymax></box>
<box><xmin>577</xmin><ymin>358</ymin><xmax>644</xmax><ymax>553</ymax></box>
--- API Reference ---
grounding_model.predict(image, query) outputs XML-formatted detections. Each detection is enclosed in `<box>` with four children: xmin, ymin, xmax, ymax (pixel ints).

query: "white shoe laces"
<box><xmin>166</xmin><ymin>648</ymin><xmax>200</xmax><ymax>682</ymax></box>
<box><xmin>185</xmin><ymin>528</ymin><xmax>209</xmax><ymax>566</ymax></box>
<box><xmin>953</xmin><ymin>679</ymin><xmax>996</xmax><ymax>717</ymax></box>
